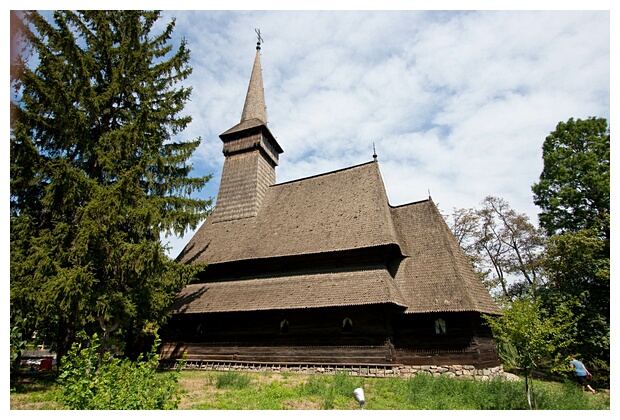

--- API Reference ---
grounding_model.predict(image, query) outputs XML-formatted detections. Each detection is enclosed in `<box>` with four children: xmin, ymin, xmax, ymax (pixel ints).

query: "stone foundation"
<box><xmin>160</xmin><ymin>360</ymin><xmax>507</xmax><ymax>381</ymax></box>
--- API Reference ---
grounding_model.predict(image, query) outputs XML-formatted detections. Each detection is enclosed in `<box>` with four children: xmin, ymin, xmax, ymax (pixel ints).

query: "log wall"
<box><xmin>160</xmin><ymin>307</ymin><xmax>500</xmax><ymax>368</ymax></box>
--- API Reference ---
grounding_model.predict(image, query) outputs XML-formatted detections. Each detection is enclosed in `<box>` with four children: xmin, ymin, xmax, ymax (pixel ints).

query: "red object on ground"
<box><xmin>38</xmin><ymin>358</ymin><xmax>53</xmax><ymax>371</ymax></box>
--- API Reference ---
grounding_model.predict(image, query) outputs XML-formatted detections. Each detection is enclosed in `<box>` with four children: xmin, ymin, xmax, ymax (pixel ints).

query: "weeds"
<box><xmin>55</xmin><ymin>334</ymin><xmax>184</xmax><ymax>410</ymax></box>
<box><xmin>12</xmin><ymin>369</ymin><xmax>610</xmax><ymax>410</ymax></box>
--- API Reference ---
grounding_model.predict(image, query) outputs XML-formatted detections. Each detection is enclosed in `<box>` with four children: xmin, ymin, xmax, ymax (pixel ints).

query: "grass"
<box><xmin>11</xmin><ymin>369</ymin><xmax>611</xmax><ymax>410</ymax></box>
<box><xmin>9</xmin><ymin>372</ymin><xmax>63</xmax><ymax>410</ymax></box>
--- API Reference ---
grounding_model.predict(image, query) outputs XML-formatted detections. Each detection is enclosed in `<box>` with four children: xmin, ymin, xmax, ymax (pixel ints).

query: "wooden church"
<box><xmin>159</xmin><ymin>38</ymin><xmax>502</xmax><ymax>370</ymax></box>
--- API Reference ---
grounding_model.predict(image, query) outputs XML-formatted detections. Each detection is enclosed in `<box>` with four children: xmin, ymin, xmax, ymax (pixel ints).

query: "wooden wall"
<box><xmin>162</xmin><ymin>305</ymin><xmax>393</xmax><ymax>347</ymax></box>
<box><xmin>159</xmin><ymin>307</ymin><xmax>500</xmax><ymax>368</ymax></box>
<box><xmin>392</xmin><ymin>312</ymin><xmax>500</xmax><ymax>367</ymax></box>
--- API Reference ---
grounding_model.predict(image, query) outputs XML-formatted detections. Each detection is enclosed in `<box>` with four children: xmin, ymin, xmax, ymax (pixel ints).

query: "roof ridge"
<box><xmin>390</xmin><ymin>198</ymin><xmax>433</xmax><ymax>209</ymax></box>
<box><xmin>273</xmin><ymin>160</ymin><xmax>377</xmax><ymax>187</ymax></box>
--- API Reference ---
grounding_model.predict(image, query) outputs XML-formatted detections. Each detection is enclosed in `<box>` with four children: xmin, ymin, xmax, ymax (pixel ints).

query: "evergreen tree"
<box><xmin>10</xmin><ymin>10</ymin><xmax>211</xmax><ymax>365</ymax></box>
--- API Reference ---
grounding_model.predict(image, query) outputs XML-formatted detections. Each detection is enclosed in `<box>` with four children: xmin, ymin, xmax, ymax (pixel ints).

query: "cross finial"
<box><xmin>255</xmin><ymin>28</ymin><xmax>263</xmax><ymax>50</ymax></box>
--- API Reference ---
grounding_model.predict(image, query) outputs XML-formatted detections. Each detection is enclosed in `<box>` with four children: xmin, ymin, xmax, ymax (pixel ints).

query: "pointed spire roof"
<box><xmin>240</xmin><ymin>46</ymin><xmax>267</xmax><ymax>124</ymax></box>
<box><xmin>220</xmin><ymin>35</ymin><xmax>283</xmax><ymax>154</ymax></box>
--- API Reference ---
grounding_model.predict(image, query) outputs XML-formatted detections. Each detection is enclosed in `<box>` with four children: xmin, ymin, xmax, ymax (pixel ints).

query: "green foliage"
<box><xmin>483</xmin><ymin>297</ymin><xmax>580</xmax><ymax>408</ymax></box>
<box><xmin>532</xmin><ymin>117</ymin><xmax>610</xmax><ymax>239</ymax></box>
<box><xmin>13</xmin><ymin>370</ymin><xmax>610</xmax><ymax>410</ymax></box>
<box><xmin>485</xmin><ymin>298</ymin><xmax>579</xmax><ymax>375</ymax></box>
<box><xmin>10</xmin><ymin>10</ymin><xmax>211</xmax><ymax>361</ymax></box>
<box><xmin>56</xmin><ymin>334</ymin><xmax>184</xmax><ymax>409</ymax></box>
<box><xmin>384</xmin><ymin>374</ymin><xmax>525</xmax><ymax>410</ymax></box>
<box><xmin>496</xmin><ymin>341</ymin><xmax>520</xmax><ymax>371</ymax></box>
<box><xmin>368</xmin><ymin>373</ymin><xmax>608</xmax><ymax>410</ymax></box>
<box><xmin>10</xmin><ymin>316</ymin><xmax>28</xmax><ymax>371</ymax></box>
<box><xmin>530</xmin><ymin>117</ymin><xmax>610</xmax><ymax>380</ymax></box>
<box><xmin>446</xmin><ymin>196</ymin><xmax>545</xmax><ymax>301</ymax></box>
<box><xmin>542</xmin><ymin>228</ymin><xmax>610</xmax><ymax>363</ymax></box>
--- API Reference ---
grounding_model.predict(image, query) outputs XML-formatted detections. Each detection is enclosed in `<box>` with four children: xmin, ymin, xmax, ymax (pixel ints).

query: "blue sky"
<box><xmin>151</xmin><ymin>6</ymin><xmax>611</xmax><ymax>258</ymax></box>
<box><xmin>4</xmin><ymin>3</ymin><xmax>613</xmax><ymax>261</ymax></box>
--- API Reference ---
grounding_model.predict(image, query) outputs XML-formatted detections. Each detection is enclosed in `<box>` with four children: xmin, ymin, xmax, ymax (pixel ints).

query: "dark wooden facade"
<box><xmin>160</xmin><ymin>307</ymin><xmax>499</xmax><ymax>368</ymax></box>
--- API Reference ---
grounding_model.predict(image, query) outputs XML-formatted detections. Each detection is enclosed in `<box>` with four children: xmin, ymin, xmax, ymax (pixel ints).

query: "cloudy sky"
<box><xmin>150</xmin><ymin>5</ymin><xmax>610</xmax><ymax>258</ymax></box>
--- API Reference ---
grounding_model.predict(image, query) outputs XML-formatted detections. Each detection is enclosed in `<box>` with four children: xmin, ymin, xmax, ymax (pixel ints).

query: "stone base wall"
<box><xmin>160</xmin><ymin>360</ymin><xmax>506</xmax><ymax>381</ymax></box>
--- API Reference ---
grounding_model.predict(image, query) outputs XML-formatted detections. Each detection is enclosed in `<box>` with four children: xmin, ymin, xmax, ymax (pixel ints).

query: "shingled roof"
<box><xmin>174</xmin><ymin>161</ymin><xmax>500</xmax><ymax>316</ymax></box>
<box><xmin>177</xmin><ymin>162</ymin><xmax>399</xmax><ymax>265</ymax></box>
<box><xmin>391</xmin><ymin>200</ymin><xmax>501</xmax><ymax>314</ymax></box>
<box><xmin>170</xmin><ymin>266</ymin><xmax>407</xmax><ymax>314</ymax></box>
<box><xmin>171</xmin><ymin>40</ymin><xmax>500</xmax><ymax>318</ymax></box>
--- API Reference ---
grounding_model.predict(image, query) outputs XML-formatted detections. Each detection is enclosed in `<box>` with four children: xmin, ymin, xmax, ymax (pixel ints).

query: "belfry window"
<box><xmin>342</xmin><ymin>317</ymin><xmax>353</xmax><ymax>332</ymax></box>
<box><xmin>435</xmin><ymin>318</ymin><xmax>447</xmax><ymax>334</ymax></box>
<box><xmin>280</xmin><ymin>319</ymin><xmax>289</xmax><ymax>334</ymax></box>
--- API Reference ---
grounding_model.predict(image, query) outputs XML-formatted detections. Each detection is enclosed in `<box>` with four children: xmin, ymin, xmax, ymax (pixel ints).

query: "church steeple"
<box><xmin>240</xmin><ymin>34</ymin><xmax>267</xmax><ymax>124</ymax></box>
<box><xmin>212</xmin><ymin>32</ymin><xmax>283</xmax><ymax>223</ymax></box>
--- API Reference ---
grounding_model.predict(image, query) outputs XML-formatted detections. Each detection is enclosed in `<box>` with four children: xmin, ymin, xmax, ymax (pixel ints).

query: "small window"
<box><xmin>342</xmin><ymin>317</ymin><xmax>353</xmax><ymax>332</ymax></box>
<box><xmin>280</xmin><ymin>319</ymin><xmax>289</xmax><ymax>334</ymax></box>
<box><xmin>435</xmin><ymin>318</ymin><xmax>446</xmax><ymax>335</ymax></box>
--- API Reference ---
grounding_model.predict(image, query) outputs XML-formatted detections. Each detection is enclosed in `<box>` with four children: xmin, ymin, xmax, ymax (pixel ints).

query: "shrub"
<box><xmin>56</xmin><ymin>334</ymin><xmax>184</xmax><ymax>409</ymax></box>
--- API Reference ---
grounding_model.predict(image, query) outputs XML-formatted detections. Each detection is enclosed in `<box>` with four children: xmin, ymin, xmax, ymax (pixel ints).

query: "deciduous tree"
<box><xmin>483</xmin><ymin>297</ymin><xmax>579</xmax><ymax>409</ymax></box>
<box><xmin>532</xmin><ymin>117</ymin><xmax>610</xmax><ymax>378</ymax></box>
<box><xmin>541</xmin><ymin>228</ymin><xmax>610</xmax><ymax>374</ymax></box>
<box><xmin>447</xmin><ymin>196</ymin><xmax>544</xmax><ymax>300</ymax></box>
<box><xmin>532</xmin><ymin>117</ymin><xmax>610</xmax><ymax>242</ymax></box>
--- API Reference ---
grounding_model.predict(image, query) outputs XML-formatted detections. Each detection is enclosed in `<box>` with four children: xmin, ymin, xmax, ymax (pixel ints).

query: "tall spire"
<box><xmin>240</xmin><ymin>30</ymin><xmax>267</xmax><ymax>124</ymax></box>
<box><xmin>214</xmin><ymin>31</ymin><xmax>282</xmax><ymax>223</ymax></box>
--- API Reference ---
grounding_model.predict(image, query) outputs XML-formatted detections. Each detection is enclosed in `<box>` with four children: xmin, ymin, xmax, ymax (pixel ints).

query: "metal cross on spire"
<box><xmin>255</xmin><ymin>28</ymin><xmax>263</xmax><ymax>50</ymax></box>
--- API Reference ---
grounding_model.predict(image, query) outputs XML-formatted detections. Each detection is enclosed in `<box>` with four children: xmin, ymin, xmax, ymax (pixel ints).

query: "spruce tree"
<box><xmin>10</xmin><ymin>10</ymin><xmax>211</xmax><ymax>364</ymax></box>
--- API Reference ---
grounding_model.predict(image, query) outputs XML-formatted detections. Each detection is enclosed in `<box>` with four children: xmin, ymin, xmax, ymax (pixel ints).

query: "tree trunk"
<box><xmin>525</xmin><ymin>375</ymin><xmax>532</xmax><ymax>409</ymax></box>
<box><xmin>55</xmin><ymin>316</ymin><xmax>76</xmax><ymax>374</ymax></box>
<box><xmin>97</xmin><ymin>316</ymin><xmax>120</xmax><ymax>365</ymax></box>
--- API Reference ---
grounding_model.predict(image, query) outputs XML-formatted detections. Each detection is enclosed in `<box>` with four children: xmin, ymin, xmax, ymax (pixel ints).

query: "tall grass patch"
<box><xmin>215</xmin><ymin>371</ymin><xmax>252</xmax><ymax>389</ymax></box>
<box><xmin>12</xmin><ymin>369</ymin><xmax>610</xmax><ymax>410</ymax></box>
<box><xmin>299</xmin><ymin>371</ymin><xmax>366</xmax><ymax>409</ymax></box>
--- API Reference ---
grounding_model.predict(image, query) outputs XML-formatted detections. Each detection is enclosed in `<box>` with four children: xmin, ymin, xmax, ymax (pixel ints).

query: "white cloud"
<box><xmin>156</xmin><ymin>9</ymin><xmax>611</xmax><ymax>258</ymax></box>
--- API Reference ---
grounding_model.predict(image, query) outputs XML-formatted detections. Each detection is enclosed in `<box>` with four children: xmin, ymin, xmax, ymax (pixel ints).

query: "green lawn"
<box><xmin>10</xmin><ymin>369</ymin><xmax>610</xmax><ymax>410</ymax></box>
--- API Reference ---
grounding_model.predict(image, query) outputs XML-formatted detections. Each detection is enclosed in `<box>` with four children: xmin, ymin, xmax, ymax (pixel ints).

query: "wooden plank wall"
<box><xmin>391</xmin><ymin>312</ymin><xmax>500</xmax><ymax>367</ymax></box>
<box><xmin>163</xmin><ymin>306</ymin><xmax>393</xmax><ymax>347</ymax></box>
<box><xmin>160</xmin><ymin>308</ymin><xmax>500</xmax><ymax>368</ymax></box>
<box><xmin>160</xmin><ymin>342</ymin><xmax>393</xmax><ymax>365</ymax></box>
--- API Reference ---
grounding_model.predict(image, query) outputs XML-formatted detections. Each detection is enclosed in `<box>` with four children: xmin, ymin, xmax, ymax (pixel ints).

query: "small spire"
<box><xmin>372</xmin><ymin>143</ymin><xmax>378</xmax><ymax>162</ymax></box>
<box><xmin>240</xmin><ymin>30</ymin><xmax>267</xmax><ymax>124</ymax></box>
